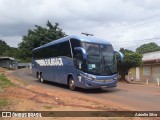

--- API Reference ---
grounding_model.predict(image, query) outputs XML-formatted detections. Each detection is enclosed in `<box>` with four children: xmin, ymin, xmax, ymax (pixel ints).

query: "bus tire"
<box><xmin>40</xmin><ymin>73</ymin><xmax>44</xmax><ymax>83</ymax></box>
<box><xmin>68</xmin><ymin>77</ymin><xmax>76</xmax><ymax>91</ymax></box>
<box><xmin>37</xmin><ymin>73</ymin><xmax>41</xmax><ymax>81</ymax></box>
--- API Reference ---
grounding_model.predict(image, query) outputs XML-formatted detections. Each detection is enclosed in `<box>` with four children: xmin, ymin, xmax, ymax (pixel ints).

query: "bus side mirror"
<box><xmin>74</xmin><ymin>47</ymin><xmax>87</xmax><ymax>59</ymax></box>
<box><xmin>114</xmin><ymin>51</ymin><xmax>124</xmax><ymax>62</ymax></box>
<box><xmin>74</xmin><ymin>47</ymin><xmax>87</xmax><ymax>70</ymax></box>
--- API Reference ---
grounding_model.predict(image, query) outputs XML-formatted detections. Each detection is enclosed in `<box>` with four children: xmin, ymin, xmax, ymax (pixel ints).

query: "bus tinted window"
<box><xmin>58</xmin><ymin>41</ymin><xmax>72</xmax><ymax>58</ymax></box>
<box><xmin>33</xmin><ymin>40</ymin><xmax>71</xmax><ymax>59</ymax></box>
<box><xmin>70</xmin><ymin>38</ymin><xmax>81</xmax><ymax>48</ymax></box>
<box><xmin>49</xmin><ymin>44</ymin><xmax>59</xmax><ymax>58</ymax></box>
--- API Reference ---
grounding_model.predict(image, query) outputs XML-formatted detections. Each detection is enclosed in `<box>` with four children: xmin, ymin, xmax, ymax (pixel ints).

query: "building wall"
<box><xmin>151</xmin><ymin>65</ymin><xmax>160</xmax><ymax>82</ymax></box>
<box><xmin>139</xmin><ymin>66</ymin><xmax>143</xmax><ymax>81</ymax></box>
<box><xmin>0</xmin><ymin>59</ymin><xmax>10</xmax><ymax>68</ymax></box>
<box><xmin>129</xmin><ymin>66</ymin><xmax>143</xmax><ymax>81</ymax></box>
<box><xmin>129</xmin><ymin>67</ymin><xmax>136</xmax><ymax>81</ymax></box>
<box><xmin>0</xmin><ymin>59</ymin><xmax>17</xmax><ymax>69</ymax></box>
<box><xmin>129</xmin><ymin>64</ymin><xmax>160</xmax><ymax>83</ymax></box>
<box><xmin>18</xmin><ymin>63</ymin><xmax>31</xmax><ymax>69</ymax></box>
<box><xmin>128</xmin><ymin>51</ymin><xmax>160</xmax><ymax>83</ymax></box>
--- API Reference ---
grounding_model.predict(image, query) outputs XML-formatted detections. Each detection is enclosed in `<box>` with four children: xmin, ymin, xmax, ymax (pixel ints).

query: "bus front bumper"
<box><xmin>81</xmin><ymin>79</ymin><xmax>118</xmax><ymax>89</ymax></box>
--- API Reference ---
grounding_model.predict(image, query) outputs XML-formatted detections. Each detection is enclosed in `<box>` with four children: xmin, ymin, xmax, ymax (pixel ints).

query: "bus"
<box><xmin>32</xmin><ymin>35</ymin><xmax>123</xmax><ymax>90</ymax></box>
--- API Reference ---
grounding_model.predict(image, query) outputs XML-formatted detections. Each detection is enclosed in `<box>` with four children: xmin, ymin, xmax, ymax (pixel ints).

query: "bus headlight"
<box><xmin>80</xmin><ymin>73</ymin><xmax>96</xmax><ymax>81</ymax></box>
<box><xmin>87</xmin><ymin>74</ymin><xmax>96</xmax><ymax>81</ymax></box>
<box><xmin>86</xmin><ymin>77</ymin><xmax>95</xmax><ymax>81</ymax></box>
<box><xmin>113</xmin><ymin>77</ymin><xmax>118</xmax><ymax>80</ymax></box>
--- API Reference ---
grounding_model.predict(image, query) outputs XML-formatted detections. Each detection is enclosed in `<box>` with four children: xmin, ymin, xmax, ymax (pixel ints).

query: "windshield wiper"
<box><xmin>102</xmin><ymin>55</ymin><xmax>113</xmax><ymax>75</ymax></box>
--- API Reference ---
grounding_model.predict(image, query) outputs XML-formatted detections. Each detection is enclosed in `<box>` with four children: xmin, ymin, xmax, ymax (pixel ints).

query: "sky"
<box><xmin>0</xmin><ymin>0</ymin><xmax>160</xmax><ymax>51</ymax></box>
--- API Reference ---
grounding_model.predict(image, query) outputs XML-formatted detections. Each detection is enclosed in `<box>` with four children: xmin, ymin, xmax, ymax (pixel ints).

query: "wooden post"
<box><xmin>157</xmin><ymin>78</ymin><xmax>160</xmax><ymax>86</ymax></box>
<box><xmin>146</xmin><ymin>79</ymin><xmax>148</xmax><ymax>85</ymax></box>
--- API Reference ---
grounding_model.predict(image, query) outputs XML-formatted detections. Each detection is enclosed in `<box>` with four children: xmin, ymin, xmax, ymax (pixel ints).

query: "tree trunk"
<box><xmin>119</xmin><ymin>68</ymin><xmax>129</xmax><ymax>82</ymax></box>
<box><xmin>120</xmin><ymin>72</ymin><xmax>126</xmax><ymax>81</ymax></box>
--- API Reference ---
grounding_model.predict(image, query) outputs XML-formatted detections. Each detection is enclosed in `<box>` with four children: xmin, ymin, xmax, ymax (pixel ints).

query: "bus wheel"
<box><xmin>69</xmin><ymin>77</ymin><xmax>76</xmax><ymax>91</ymax></box>
<box><xmin>40</xmin><ymin>73</ymin><xmax>44</xmax><ymax>83</ymax></box>
<box><xmin>37</xmin><ymin>73</ymin><xmax>41</xmax><ymax>81</ymax></box>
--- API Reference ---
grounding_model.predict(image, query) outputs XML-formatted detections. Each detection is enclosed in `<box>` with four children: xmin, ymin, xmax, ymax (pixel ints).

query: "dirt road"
<box><xmin>12</xmin><ymin>68</ymin><xmax>160</xmax><ymax>111</ymax></box>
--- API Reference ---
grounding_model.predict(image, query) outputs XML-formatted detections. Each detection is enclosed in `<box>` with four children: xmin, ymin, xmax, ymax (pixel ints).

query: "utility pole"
<box><xmin>81</xmin><ymin>32</ymin><xmax>93</xmax><ymax>36</ymax></box>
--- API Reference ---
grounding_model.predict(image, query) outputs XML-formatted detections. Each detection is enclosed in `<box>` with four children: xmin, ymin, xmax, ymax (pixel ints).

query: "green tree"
<box><xmin>18</xmin><ymin>21</ymin><xmax>66</xmax><ymax>61</ymax></box>
<box><xmin>3</xmin><ymin>47</ymin><xmax>19</xmax><ymax>58</ymax></box>
<box><xmin>136</xmin><ymin>42</ymin><xmax>160</xmax><ymax>54</ymax></box>
<box><xmin>118</xmin><ymin>48</ymin><xmax>142</xmax><ymax>81</ymax></box>
<box><xmin>0</xmin><ymin>39</ymin><xmax>19</xmax><ymax>58</ymax></box>
<box><xmin>0</xmin><ymin>40</ymin><xmax>10</xmax><ymax>56</ymax></box>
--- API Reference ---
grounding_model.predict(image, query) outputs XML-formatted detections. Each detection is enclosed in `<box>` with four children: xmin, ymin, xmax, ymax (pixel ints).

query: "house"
<box><xmin>18</xmin><ymin>63</ymin><xmax>31</xmax><ymax>69</ymax></box>
<box><xmin>129</xmin><ymin>51</ymin><xmax>160</xmax><ymax>83</ymax></box>
<box><xmin>0</xmin><ymin>57</ymin><xmax>18</xmax><ymax>69</ymax></box>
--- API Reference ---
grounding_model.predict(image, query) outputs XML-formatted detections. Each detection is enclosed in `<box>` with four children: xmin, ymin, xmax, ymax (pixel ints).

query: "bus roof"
<box><xmin>33</xmin><ymin>35</ymin><xmax>112</xmax><ymax>51</ymax></box>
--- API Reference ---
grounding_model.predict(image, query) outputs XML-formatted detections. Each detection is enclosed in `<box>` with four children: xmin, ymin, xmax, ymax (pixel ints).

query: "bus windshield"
<box><xmin>82</xmin><ymin>42</ymin><xmax>117</xmax><ymax>76</ymax></box>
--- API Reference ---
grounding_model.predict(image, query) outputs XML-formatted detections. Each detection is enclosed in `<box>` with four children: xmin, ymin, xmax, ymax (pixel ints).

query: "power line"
<box><xmin>116</xmin><ymin>13</ymin><xmax>160</xmax><ymax>29</ymax></box>
<box><xmin>117</xmin><ymin>13</ymin><xmax>160</xmax><ymax>30</ymax></box>
<box><xmin>96</xmin><ymin>19</ymin><xmax>160</xmax><ymax>36</ymax></box>
<box><xmin>112</xmin><ymin>38</ymin><xmax>160</xmax><ymax>51</ymax></box>
<box><xmin>96</xmin><ymin>20</ymin><xmax>160</xmax><ymax>39</ymax></box>
<box><xmin>94</xmin><ymin>13</ymin><xmax>160</xmax><ymax>36</ymax></box>
<box><xmin>111</xmin><ymin>37</ymin><xmax>160</xmax><ymax>44</ymax></box>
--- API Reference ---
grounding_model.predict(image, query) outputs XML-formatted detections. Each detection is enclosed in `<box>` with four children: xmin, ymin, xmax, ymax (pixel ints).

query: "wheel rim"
<box><xmin>69</xmin><ymin>79</ymin><xmax>75</xmax><ymax>90</ymax></box>
<box><xmin>38</xmin><ymin>74</ymin><xmax>40</xmax><ymax>80</ymax></box>
<box><xmin>40</xmin><ymin>74</ymin><xmax>43</xmax><ymax>83</ymax></box>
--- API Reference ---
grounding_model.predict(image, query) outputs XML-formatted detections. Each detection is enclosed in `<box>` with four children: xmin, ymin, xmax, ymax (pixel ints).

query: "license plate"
<box><xmin>101</xmin><ymin>86</ymin><xmax>108</xmax><ymax>88</ymax></box>
<box><xmin>95</xmin><ymin>79</ymin><xmax>113</xmax><ymax>82</ymax></box>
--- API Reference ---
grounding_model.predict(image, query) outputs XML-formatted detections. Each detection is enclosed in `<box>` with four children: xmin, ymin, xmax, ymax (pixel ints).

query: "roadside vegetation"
<box><xmin>0</xmin><ymin>74</ymin><xmax>15</xmax><ymax>89</ymax></box>
<box><xmin>117</xmin><ymin>48</ymin><xmax>142</xmax><ymax>81</ymax></box>
<box><xmin>43</xmin><ymin>105</ymin><xmax>53</xmax><ymax>109</ymax></box>
<box><xmin>0</xmin><ymin>98</ymin><xmax>10</xmax><ymax>107</ymax></box>
<box><xmin>0</xmin><ymin>74</ymin><xmax>14</xmax><ymax>108</ymax></box>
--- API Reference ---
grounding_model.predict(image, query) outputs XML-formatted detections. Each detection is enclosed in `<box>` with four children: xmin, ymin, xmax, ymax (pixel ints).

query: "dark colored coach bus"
<box><xmin>32</xmin><ymin>35</ymin><xmax>123</xmax><ymax>90</ymax></box>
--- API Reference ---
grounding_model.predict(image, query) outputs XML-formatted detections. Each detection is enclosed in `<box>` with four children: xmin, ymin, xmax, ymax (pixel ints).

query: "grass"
<box><xmin>0</xmin><ymin>74</ymin><xmax>15</xmax><ymax>89</ymax></box>
<box><xmin>43</xmin><ymin>106</ymin><xmax>53</xmax><ymax>109</ymax></box>
<box><xmin>0</xmin><ymin>98</ymin><xmax>10</xmax><ymax>107</ymax></box>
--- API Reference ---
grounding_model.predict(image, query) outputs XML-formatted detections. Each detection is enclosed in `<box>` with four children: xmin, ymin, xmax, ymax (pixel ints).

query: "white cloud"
<box><xmin>0</xmin><ymin>0</ymin><xmax>160</xmax><ymax>50</ymax></box>
<box><xmin>0</xmin><ymin>35</ymin><xmax>22</xmax><ymax>47</ymax></box>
